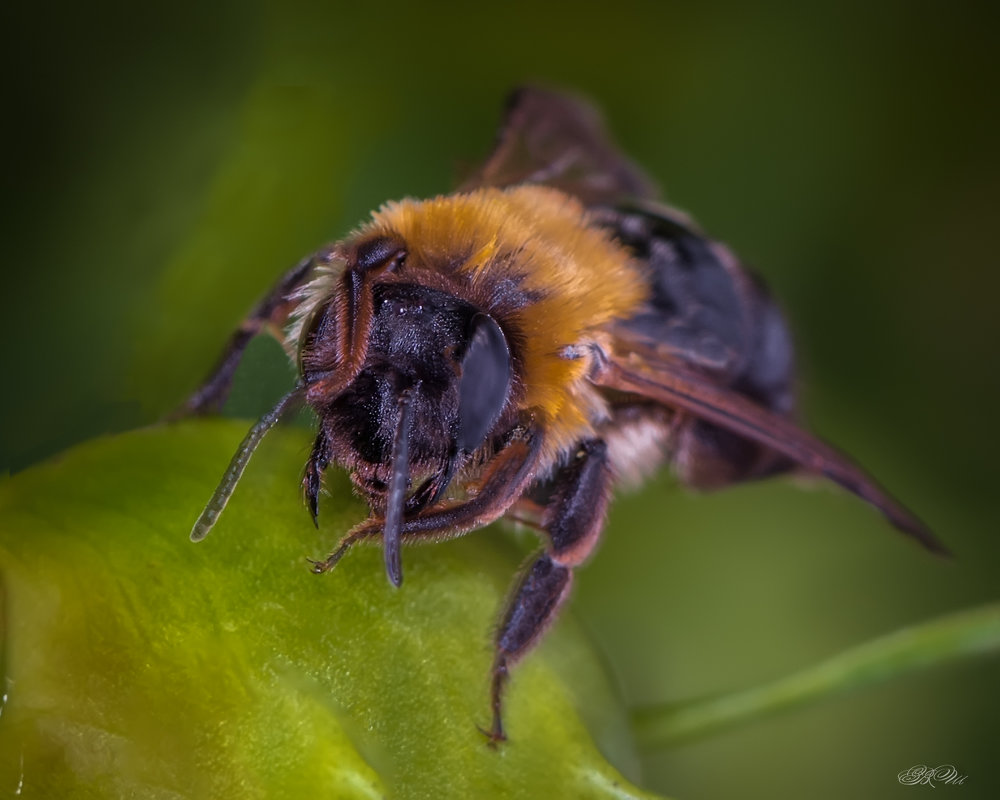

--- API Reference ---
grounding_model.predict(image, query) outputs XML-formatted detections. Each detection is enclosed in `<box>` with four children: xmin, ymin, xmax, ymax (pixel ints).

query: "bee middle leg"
<box><xmin>485</xmin><ymin>438</ymin><xmax>612</xmax><ymax>744</ymax></box>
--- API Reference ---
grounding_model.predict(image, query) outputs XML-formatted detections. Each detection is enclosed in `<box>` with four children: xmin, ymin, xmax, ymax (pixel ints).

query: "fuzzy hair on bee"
<box><xmin>184</xmin><ymin>87</ymin><xmax>947</xmax><ymax>744</ymax></box>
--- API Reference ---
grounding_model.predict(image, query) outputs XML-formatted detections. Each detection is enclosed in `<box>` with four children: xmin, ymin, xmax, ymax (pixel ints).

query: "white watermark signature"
<box><xmin>898</xmin><ymin>765</ymin><xmax>967</xmax><ymax>787</ymax></box>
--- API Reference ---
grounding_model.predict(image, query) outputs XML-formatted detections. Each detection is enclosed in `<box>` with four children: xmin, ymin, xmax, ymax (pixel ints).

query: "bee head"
<box><xmin>298</xmin><ymin>235</ymin><xmax>515</xmax><ymax>500</ymax></box>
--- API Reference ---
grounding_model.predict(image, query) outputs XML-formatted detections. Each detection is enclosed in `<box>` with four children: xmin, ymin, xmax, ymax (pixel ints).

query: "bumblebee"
<box><xmin>187</xmin><ymin>88</ymin><xmax>946</xmax><ymax>743</ymax></box>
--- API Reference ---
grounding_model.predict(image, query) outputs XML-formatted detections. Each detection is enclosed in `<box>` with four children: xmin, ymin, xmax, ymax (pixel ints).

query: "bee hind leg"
<box><xmin>486</xmin><ymin>438</ymin><xmax>612</xmax><ymax>745</ymax></box>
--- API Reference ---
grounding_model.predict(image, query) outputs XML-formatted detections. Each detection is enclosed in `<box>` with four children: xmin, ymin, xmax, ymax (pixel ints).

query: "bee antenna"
<box><xmin>383</xmin><ymin>384</ymin><xmax>418</xmax><ymax>587</ymax></box>
<box><xmin>190</xmin><ymin>383</ymin><xmax>307</xmax><ymax>542</ymax></box>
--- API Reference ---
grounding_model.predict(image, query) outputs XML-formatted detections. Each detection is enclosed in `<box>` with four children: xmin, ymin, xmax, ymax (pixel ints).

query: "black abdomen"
<box><xmin>601</xmin><ymin>205</ymin><xmax>798</xmax><ymax>487</ymax></box>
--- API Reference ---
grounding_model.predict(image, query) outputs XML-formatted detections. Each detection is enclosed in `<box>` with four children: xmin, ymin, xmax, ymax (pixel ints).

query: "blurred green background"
<box><xmin>3</xmin><ymin>1</ymin><xmax>998</xmax><ymax>798</ymax></box>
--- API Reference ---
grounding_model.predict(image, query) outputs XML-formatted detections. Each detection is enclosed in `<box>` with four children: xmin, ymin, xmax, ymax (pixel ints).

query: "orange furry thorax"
<box><xmin>359</xmin><ymin>186</ymin><xmax>647</xmax><ymax>463</ymax></box>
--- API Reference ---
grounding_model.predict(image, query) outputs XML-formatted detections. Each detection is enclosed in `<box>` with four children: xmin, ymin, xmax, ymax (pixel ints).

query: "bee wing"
<box><xmin>592</xmin><ymin>353</ymin><xmax>948</xmax><ymax>555</ymax></box>
<box><xmin>459</xmin><ymin>87</ymin><xmax>659</xmax><ymax>204</ymax></box>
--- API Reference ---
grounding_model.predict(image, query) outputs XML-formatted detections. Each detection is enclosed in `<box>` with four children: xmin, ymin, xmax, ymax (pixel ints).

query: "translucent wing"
<box><xmin>591</xmin><ymin>353</ymin><xmax>948</xmax><ymax>555</ymax></box>
<box><xmin>459</xmin><ymin>87</ymin><xmax>659</xmax><ymax>205</ymax></box>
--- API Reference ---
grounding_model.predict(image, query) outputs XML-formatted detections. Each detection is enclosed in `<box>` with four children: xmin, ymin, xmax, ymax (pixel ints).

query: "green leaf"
<box><xmin>632</xmin><ymin>602</ymin><xmax>1000</xmax><ymax>750</ymax></box>
<box><xmin>0</xmin><ymin>421</ymin><xmax>666</xmax><ymax>799</ymax></box>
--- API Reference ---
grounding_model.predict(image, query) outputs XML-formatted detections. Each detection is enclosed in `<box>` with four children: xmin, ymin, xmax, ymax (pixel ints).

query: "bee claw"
<box><xmin>476</xmin><ymin>723</ymin><xmax>507</xmax><ymax>749</ymax></box>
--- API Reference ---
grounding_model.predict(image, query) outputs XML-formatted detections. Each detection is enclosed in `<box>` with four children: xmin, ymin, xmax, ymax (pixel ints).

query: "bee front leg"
<box><xmin>486</xmin><ymin>438</ymin><xmax>612</xmax><ymax>744</ymax></box>
<box><xmin>303</xmin><ymin>428</ymin><xmax>332</xmax><ymax>527</ymax></box>
<box><xmin>310</xmin><ymin>435</ymin><xmax>544</xmax><ymax>574</ymax></box>
<box><xmin>177</xmin><ymin>250</ymin><xmax>330</xmax><ymax>417</ymax></box>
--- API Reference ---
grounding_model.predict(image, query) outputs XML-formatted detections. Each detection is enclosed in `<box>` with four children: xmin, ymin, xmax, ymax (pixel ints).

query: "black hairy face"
<box><xmin>318</xmin><ymin>283</ymin><xmax>481</xmax><ymax>478</ymax></box>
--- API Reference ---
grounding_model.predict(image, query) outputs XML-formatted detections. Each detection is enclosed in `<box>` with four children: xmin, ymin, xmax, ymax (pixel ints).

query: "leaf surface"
<box><xmin>0</xmin><ymin>421</ymin><xmax>665</xmax><ymax>799</ymax></box>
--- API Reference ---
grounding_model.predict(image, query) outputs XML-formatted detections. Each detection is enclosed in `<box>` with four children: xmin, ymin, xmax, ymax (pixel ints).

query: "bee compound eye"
<box><xmin>355</xmin><ymin>236</ymin><xmax>407</xmax><ymax>272</ymax></box>
<box><xmin>456</xmin><ymin>313</ymin><xmax>512</xmax><ymax>453</ymax></box>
